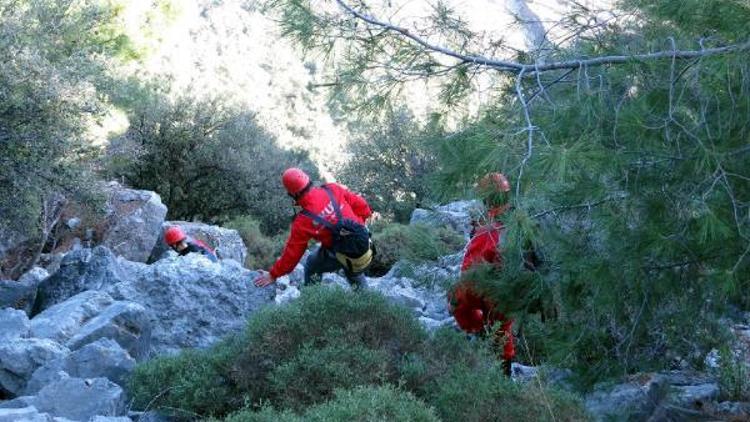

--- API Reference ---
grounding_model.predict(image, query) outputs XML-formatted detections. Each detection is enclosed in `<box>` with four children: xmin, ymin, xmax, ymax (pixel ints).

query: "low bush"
<box><xmin>128</xmin><ymin>339</ymin><xmax>242</xmax><ymax>417</ymax></box>
<box><xmin>429</xmin><ymin>363</ymin><xmax>588</xmax><ymax>422</ymax></box>
<box><xmin>129</xmin><ymin>288</ymin><xmax>589</xmax><ymax>420</ymax></box>
<box><xmin>230</xmin><ymin>286</ymin><xmax>426</xmax><ymax>408</ymax></box>
<box><xmin>225</xmin><ymin>216</ymin><xmax>286</xmax><ymax>269</ymax></box>
<box><xmin>268</xmin><ymin>343</ymin><xmax>392</xmax><ymax>410</ymax></box>
<box><xmin>368</xmin><ymin>222</ymin><xmax>465</xmax><ymax>276</ymax></box>
<box><xmin>222</xmin><ymin>385</ymin><xmax>439</xmax><ymax>422</ymax></box>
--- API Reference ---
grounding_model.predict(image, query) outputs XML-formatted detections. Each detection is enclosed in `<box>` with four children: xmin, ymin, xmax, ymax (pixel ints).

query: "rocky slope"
<box><xmin>1</xmin><ymin>185</ymin><xmax>748</xmax><ymax>421</ymax></box>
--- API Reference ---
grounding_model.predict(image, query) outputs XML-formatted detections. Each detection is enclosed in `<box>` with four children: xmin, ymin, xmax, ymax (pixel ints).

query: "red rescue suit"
<box><xmin>269</xmin><ymin>183</ymin><xmax>372</xmax><ymax>279</ymax></box>
<box><xmin>449</xmin><ymin>207</ymin><xmax>515</xmax><ymax>362</ymax></box>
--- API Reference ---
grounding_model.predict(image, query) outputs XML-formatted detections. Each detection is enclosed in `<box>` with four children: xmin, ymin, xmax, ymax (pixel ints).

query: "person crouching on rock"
<box><xmin>164</xmin><ymin>226</ymin><xmax>218</xmax><ymax>262</ymax></box>
<box><xmin>253</xmin><ymin>167</ymin><xmax>374</xmax><ymax>290</ymax></box>
<box><xmin>448</xmin><ymin>172</ymin><xmax>516</xmax><ymax>377</ymax></box>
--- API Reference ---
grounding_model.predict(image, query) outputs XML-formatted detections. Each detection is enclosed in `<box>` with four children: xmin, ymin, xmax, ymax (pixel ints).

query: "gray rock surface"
<box><xmin>37</xmin><ymin>254</ymin><xmax>65</xmax><ymax>276</ymax></box>
<box><xmin>0</xmin><ymin>307</ymin><xmax>30</xmax><ymax>341</ymax></box>
<box><xmin>106</xmin><ymin>255</ymin><xmax>274</xmax><ymax>355</ymax></box>
<box><xmin>35</xmin><ymin>247</ymin><xmax>139</xmax><ymax>311</ymax></box>
<box><xmin>409</xmin><ymin>200</ymin><xmax>482</xmax><ymax>238</ymax></box>
<box><xmin>149</xmin><ymin>221</ymin><xmax>247</xmax><ymax>265</ymax></box>
<box><xmin>0</xmin><ymin>338</ymin><xmax>68</xmax><ymax>396</ymax></box>
<box><xmin>67</xmin><ymin>301</ymin><xmax>150</xmax><ymax>360</ymax></box>
<box><xmin>0</xmin><ymin>406</ymin><xmax>50</xmax><ymax>422</ymax></box>
<box><xmin>100</xmin><ymin>182</ymin><xmax>168</xmax><ymax>263</ymax></box>
<box><xmin>35</xmin><ymin>377</ymin><xmax>126</xmax><ymax>421</ymax></box>
<box><xmin>30</xmin><ymin>291</ymin><xmax>115</xmax><ymax>344</ymax></box>
<box><xmin>26</xmin><ymin>339</ymin><xmax>136</xmax><ymax>395</ymax></box>
<box><xmin>0</xmin><ymin>269</ymin><xmax>46</xmax><ymax>315</ymax></box>
<box><xmin>585</xmin><ymin>371</ymin><xmax>727</xmax><ymax>421</ymax></box>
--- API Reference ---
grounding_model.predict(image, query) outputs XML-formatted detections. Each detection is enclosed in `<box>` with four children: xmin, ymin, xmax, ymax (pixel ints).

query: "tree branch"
<box><xmin>532</xmin><ymin>193</ymin><xmax>628</xmax><ymax>219</ymax></box>
<box><xmin>334</xmin><ymin>0</ymin><xmax>750</xmax><ymax>75</ymax></box>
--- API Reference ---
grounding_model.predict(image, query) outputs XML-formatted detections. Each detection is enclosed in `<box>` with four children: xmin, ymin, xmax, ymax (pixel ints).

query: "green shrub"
<box><xmin>399</xmin><ymin>328</ymin><xmax>496</xmax><ymax>396</ymax></box>
<box><xmin>268</xmin><ymin>343</ymin><xmax>392</xmax><ymax>410</ymax></box>
<box><xmin>218</xmin><ymin>406</ymin><xmax>299</xmax><ymax>422</ymax></box>
<box><xmin>429</xmin><ymin>363</ymin><xmax>589</xmax><ymax>422</ymax></box>
<box><xmin>225</xmin><ymin>216</ymin><xmax>286</xmax><ymax>269</ymax></box>
<box><xmin>223</xmin><ymin>385</ymin><xmax>439</xmax><ymax>422</ymax></box>
<box><xmin>128</xmin><ymin>339</ymin><xmax>242</xmax><ymax>417</ymax></box>
<box><xmin>718</xmin><ymin>346</ymin><xmax>750</xmax><ymax>402</ymax></box>
<box><xmin>368</xmin><ymin>222</ymin><xmax>465</xmax><ymax>276</ymax></box>
<box><xmin>130</xmin><ymin>289</ymin><xmax>588</xmax><ymax>420</ymax></box>
<box><xmin>107</xmin><ymin>94</ymin><xmax>318</xmax><ymax>234</ymax></box>
<box><xmin>337</xmin><ymin>108</ymin><xmax>439</xmax><ymax>223</ymax></box>
<box><xmin>230</xmin><ymin>286</ymin><xmax>427</xmax><ymax>404</ymax></box>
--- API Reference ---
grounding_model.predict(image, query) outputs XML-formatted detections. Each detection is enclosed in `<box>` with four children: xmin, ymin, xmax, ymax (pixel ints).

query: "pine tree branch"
<box><xmin>532</xmin><ymin>194</ymin><xmax>628</xmax><ymax>219</ymax></box>
<box><xmin>334</xmin><ymin>0</ymin><xmax>750</xmax><ymax>75</ymax></box>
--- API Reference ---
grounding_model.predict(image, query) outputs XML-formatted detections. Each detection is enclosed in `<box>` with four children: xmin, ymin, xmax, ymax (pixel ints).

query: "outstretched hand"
<box><xmin>254</xmin><ymin>271</ymin><xmax>275</xmax><ymax>287</ymax></box>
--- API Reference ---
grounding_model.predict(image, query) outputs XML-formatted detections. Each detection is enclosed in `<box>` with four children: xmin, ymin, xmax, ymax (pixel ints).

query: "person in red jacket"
<box><xmin>448</xmin><ymin>172</ymin><xmax>515</xmax><ymax>376</ymax></box>
<box><xmin>254</xmin><ymin>168</ymin><xmax>373</xmax><ymax>289</ymax></box>
<box><xmin>164</xmin><ymin>226</ymin><xmax>218</xmax><ymax>262</ymax></box>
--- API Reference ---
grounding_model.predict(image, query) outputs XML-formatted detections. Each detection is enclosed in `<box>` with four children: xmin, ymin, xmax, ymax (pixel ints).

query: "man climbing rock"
<box><xmin>164</xmin><ymin>226</ymin><xmax>219</xmax><ymax>262</ymax></box>
<box><xmin>254</xmin><ymin>168</ymin><xmax>374</xmax><ymax>290</ymax></box>
<box><xmin>448</xmin><ymin>172</ymin><xmax>517</xmax><ymax>377</ymax></box>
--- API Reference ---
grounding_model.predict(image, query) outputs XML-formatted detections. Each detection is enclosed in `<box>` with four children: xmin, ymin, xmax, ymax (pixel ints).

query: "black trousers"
<box><xmin>303</xmin><ymin>246</ymin><xmax>367</xmax><ymax>290</ymax></box>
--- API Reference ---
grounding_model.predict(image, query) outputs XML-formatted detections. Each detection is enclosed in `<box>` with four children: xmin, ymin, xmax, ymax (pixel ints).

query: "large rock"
<box><xmin>585</xmin><ymin>371</ymin><xmax>723</xmax><ymax>421</ymax></box>
<box><xmin>409</xmin><ymin>200</ymin><xmax>482</xmax><ymax>238</ymax></box>
<box><xmin>26</xmin><ymin>339</ymin><xmax>136</xmax><ymax>395</ymax></box>
<box><xmin>0</xmin><ymin>338</ymin><xmax>68</xmax><ymax>396</ymax></box>
<box><xmin>35</xmin><ymin>376</ymin><xmax>126</xmax><ymax>421</ymax></box>
<box><xmin>105</xmin><ymin>255</ymin><xmax>275</xmax><ymax>355</ymax></box>
<box><xmin>585</xmin><ymin>375</ymin><xmax>665</xmax><ymax>421</ymax></box>
<box><xmin>369</xmin><ymin>273</ymin><xmax>451</xmax><ymax>322</ymax></box>
<box><xmin>35</xmin><ymin>247</ymin><xmax>140</xmax><ymax>311</ymax></box>
<box><xmin>30</xmin><ymin>291</ymin><xmax>115</xmax><ymax>343</ymax></box>
<box><xmin>62</xmin><ymin>339</ymin><xmax>135</xmax><ymax>387</ymax></box>
<box><xmin>148</xmin><ymin>221</ymin><xmax>247</xmax><ymax>265</ymax></box>
<box><xmin>102</xmin><ymin>182</ymin><xmax>167</xmax><ymax>262</ymax></box>
<box><xmin>100</xmin><ymin>182</ymin><xmax>168</xmax><ymax>263</ymax></box>
<box><xmin>67</xmin><ymin>301</ymin><xmax>150</xmax><ymax>360</ymax></box>
<box><xmin>0</xmin><ymin>267</ymin><xmax>48</xmax><ymax>315</ymax></box>
<box><xmin>0</xmin><ymin>307</ymin><xmax>30</xmax><ymax>341</ymax></box>
<box><xmin>0</xmin><ymin>227</ymin><xmax>28</xmax><ymax>279</ymax></box>
<box><xmin>0</xmin><ymin>406</ymin><xmax>50</xmax><ymax>422</ymax></box>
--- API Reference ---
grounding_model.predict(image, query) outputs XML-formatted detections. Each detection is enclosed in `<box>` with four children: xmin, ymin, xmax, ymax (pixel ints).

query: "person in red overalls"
<box><xmin>254</xmin><ymin>168</ymin><xmax>373</xmax><ymax>289</ymax></box>
<box><xmin>448</xmin><ymin>172</ymin><xmax>515</xmax><ymax>376</ymax></box>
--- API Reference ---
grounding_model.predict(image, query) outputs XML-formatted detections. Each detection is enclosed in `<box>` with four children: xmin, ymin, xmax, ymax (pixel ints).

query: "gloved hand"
<box><xmin>253</xmin><ymin>270</ymin><xmax>276</xmax><ymax>287</ymax></box>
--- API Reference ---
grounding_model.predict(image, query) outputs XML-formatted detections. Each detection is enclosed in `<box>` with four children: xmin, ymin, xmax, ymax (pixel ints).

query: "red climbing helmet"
<box><xmin>478</xmin><ymin>172</ymin><xmax>511</xmax><ymax>193</ymax></box>
<box><xmin>164</xmin><ymin>226</ymin><xmax>186</xmax><ymax>246</ymax></box>
<box><xmin>282</xmin><ymin>168</ymin><xmax>311</xmax><ymax>198</ymax></box>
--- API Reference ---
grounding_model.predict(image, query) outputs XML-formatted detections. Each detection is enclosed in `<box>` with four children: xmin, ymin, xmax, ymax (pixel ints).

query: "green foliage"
<box><xmin>225</xmin><ymin>216</ymin><xmax>285</xmax><ymax>269</ymax></box>
<box><xmin>130</xmin><ymin>287</ymin><xmax>427</xmax><ymax>417</ymax></box>
<box><xmin>368</xmin><ymin>222</ymin><xmax>465</xmax><ymax>276</ymax></box>
<box><xmin>402</xmin><ymin>329</ymin><xmax>588</xmax><ymax>422</ymax></box>
<box><xmin>223</xmin><ymin>385</ymin><xmax>439</xmax><ymax>422</ymax></box>
<box><xmin>230</xmin><ymin>287</ymin><xmax>426</xmax><ymax>407</ymax></box>
<box><xmin>271</xmin><ymin>0</ymin><xmax>750</xmax><ymax>387</ymax></box>
<box><xmin>429</xmin><ymin>363</ymin><xmax>588</xmax><ymax>422</ymax></box>
<box><xmin>418</xmin><ymin>0</ymin><xmax>750</xmax><ymax>386</ymax></box>
<box><xmin>128</xmin><ymin>339</ymin><xmax>243</xmax><ymax>417</ymax></box>
<box><xmin>0</xmin><ymin>0</ymin><xmax>132</xmax><ymax>243</ymax></box>
<box><xmin>131</xmin><ymin>289</ymin><xmax>587</xmax><ymax>419</ymax></box>
<box><xmin>338</xmin><ymin>109</ymin><xmax>440</xmax><ymax>222</ymax></box>
<box><xmin>717</xmin><ymin>346</ymin><xmax>750</xmax><ymax>402</ymax></box>
<box><xmin>268</xmin><ymin>343</ymin><xmax>392</xmax><ymax>410</ymax></box>
<box><xmin>105</xmin><ymin>94</ymin><xmax>318</xmax><ymax>234</ymax></box>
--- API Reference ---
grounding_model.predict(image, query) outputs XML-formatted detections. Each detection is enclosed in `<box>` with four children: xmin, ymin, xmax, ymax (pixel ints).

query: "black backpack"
<box><xmin>301</xmin><ymin>186</ymin><xmax>371</xmax><ymax>259</ymax></box>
